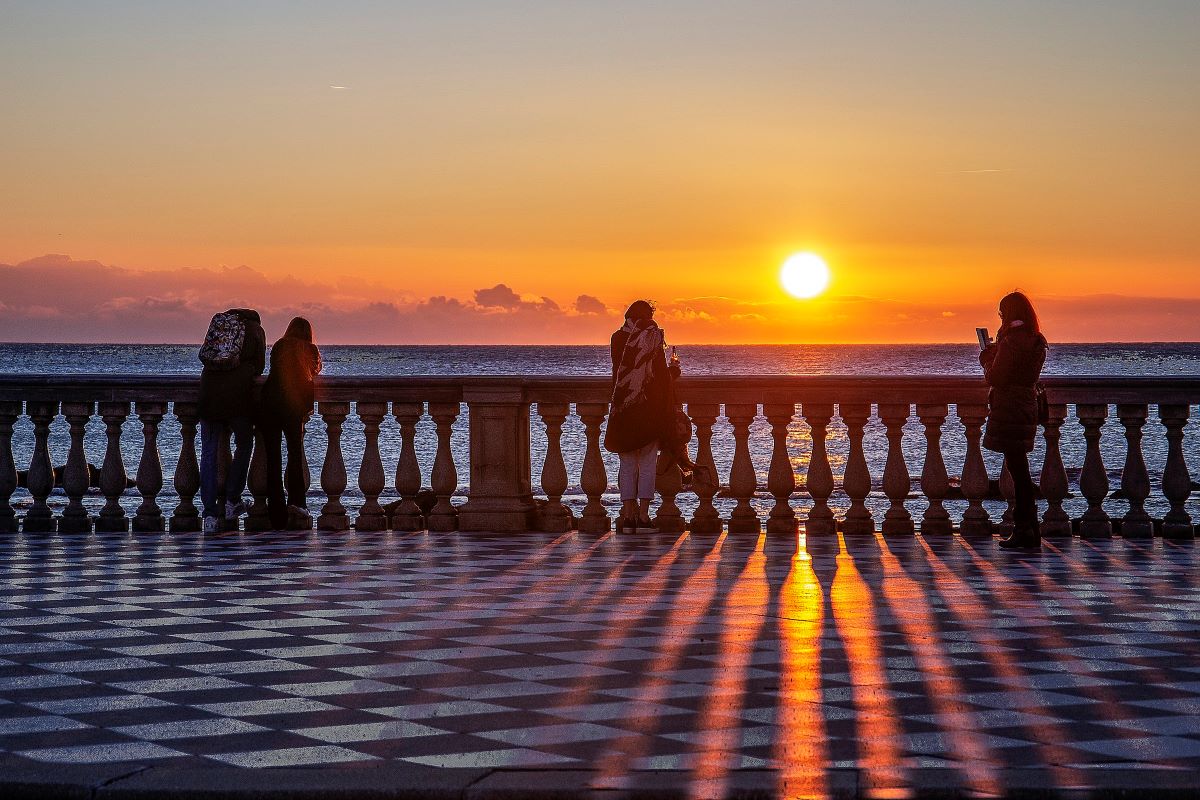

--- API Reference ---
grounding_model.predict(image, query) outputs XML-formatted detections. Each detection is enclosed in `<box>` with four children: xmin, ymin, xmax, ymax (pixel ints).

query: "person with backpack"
<box><xmin>604</xmin><ymin>300</ymin><xmax>680</xmax><ymax>534</ymax></box>
<box><xmin>198</xmin><ymin>308</ymin><xmax>267</xmax><ymax>533</ymax></box>
<box><xmin>258</xmin><ymin>317</ymin><xmax>322</xmax><ymax>530</ymax></box>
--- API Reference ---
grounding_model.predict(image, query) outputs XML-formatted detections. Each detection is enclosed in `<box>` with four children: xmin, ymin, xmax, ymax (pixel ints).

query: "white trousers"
<box><xmin>618</xmin><ymin>441</ymin><xmax>659</xmax><ymax>501</ymax></box>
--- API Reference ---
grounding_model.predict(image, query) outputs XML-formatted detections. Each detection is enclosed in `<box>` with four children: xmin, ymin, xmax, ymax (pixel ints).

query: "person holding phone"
<box><xmin>980</xmin><ymin>291</ymin><xmax>1047</xmax><ymax>549</ymax></box>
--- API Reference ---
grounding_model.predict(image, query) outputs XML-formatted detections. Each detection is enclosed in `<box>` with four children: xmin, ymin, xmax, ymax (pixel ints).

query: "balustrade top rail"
<box><xmin>4</xmin><ymin>374</ymin><xmax>1200</xmax><ymax>405</ymax></box>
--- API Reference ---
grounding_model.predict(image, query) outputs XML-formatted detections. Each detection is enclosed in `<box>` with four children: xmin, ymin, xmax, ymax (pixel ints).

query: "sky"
<box><xmin>2</xmin><ymin>1</ymin><xmax>1199</xmax><ymax>343</ymax></box>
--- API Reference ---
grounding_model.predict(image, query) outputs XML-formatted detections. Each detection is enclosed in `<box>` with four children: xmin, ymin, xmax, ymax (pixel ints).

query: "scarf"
<box><xmin>611</xmin><ymin>319</ymin><xmax>665</xmax><ymax>416</ymax></box>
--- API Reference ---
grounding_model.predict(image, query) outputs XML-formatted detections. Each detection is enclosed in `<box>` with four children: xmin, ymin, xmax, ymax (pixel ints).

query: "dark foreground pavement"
<box><xmin>1</xmin><ymin>528</ymin><xmax>1198</xmax><ymax>798</ymax></box>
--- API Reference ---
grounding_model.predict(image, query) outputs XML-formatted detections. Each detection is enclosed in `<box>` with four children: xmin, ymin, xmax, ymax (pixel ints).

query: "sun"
<box><xmin>780</xmin><ymin>252</ymin><xmax>831</xmax><ymax>299</ymax></box>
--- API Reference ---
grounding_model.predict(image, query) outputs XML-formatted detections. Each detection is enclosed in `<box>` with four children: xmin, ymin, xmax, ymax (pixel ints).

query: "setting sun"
<box><xmin>780</xmin><ymin>252</ymin><xmax>831</xmax><ymax>299</ymax></box>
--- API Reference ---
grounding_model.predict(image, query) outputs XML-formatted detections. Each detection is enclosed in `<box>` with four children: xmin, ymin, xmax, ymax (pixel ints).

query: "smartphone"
<box><xmin>976</xmin><ymin>327</ymin><xmax>991</xmax><ymax>350</ymax></box>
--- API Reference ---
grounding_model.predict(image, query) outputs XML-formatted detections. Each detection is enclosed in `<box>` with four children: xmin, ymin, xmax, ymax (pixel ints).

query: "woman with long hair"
<box><xmin>604</xmin><ymin>300</ymin><xmax>680</xmax><ymax>533</ymax></box>
<box><xmin>980</xmin><ymin>291</ymin><xmax>1047</xmax><ymax>549</ymax></box>
<box><xmin>259</xmin><ymin>316</ymin><xmax>323</xmax><ymax>530</ymax></box>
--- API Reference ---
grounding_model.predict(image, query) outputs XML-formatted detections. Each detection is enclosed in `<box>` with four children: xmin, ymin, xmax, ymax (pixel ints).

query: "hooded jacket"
<box><xmin>198</xmin><ymin>309</ymin><xmax>266</xmax><ymax>421</ymax></box>
<box><xmin>980</xmin><ymin>324</ymin><xmax>1047</xmax><ymax>454</ymax></box>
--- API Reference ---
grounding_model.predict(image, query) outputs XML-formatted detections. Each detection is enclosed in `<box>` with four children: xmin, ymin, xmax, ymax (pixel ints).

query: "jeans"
<box><xmin>1004</xmin><ymin>450</ymin><xmax>1038</xmax><ymax>529</ymax></box>
<box><xmin>618</xmin><ymin>441</ymin><xmax>659</xmax><ymax>501</ymax></box>
<box><xmin>200</xmin><ymin>417</ymin><xmax>254</xmax><ymax>518</ymax></box>
<box><xmin>259</xmin><ymin>413</ymin><xmax>310</xmax><ymax>528</ymax></box>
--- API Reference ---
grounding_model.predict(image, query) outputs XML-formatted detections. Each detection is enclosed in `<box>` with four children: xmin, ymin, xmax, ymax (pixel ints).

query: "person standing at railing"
<box><xmin>605</xmin><ymin>300</ymin><xmax>680</xmax><ymax>534</ymax></box>
<box><xmin>258</xmin><ymin>317</ymin><xmax>323</xmax><ymax>530</ymax></box>
<box><xmin>198</xmin><ymin>308</ymin><xmax>267</xmax><ymax>533</ymax></box>
<box><xmin>981</xmin><ymin>291</ymin><xmax>1047</xmax><ymax>550</ymax></box>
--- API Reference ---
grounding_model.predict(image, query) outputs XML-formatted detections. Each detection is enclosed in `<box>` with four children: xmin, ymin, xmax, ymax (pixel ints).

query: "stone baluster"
<box><xmin>764</xmin><ymin>403</ymin><xmax>797</xmax><ymax>534</ymax></box>
<box><xmin>171</xmin><ymin>403</ymin><xmax>201</xmax><ymax>532</ymax></box>
<box><xmin>1076</xmin><ymin>404</ymin><xmax>1112</xmax><ymax>538</ymax></box>
<box><xmin>1159</xmin><ymin>404</ymin><xmax>1195</xmax><ymax>540</ymax></box>
<box><xmin>1118</xmin><ymin>404</ymin><xmax>1153</xmax><ymax>538</ymax></box>
<box><xmin>536</xmin><ymin>403</ymin><xmax>576</xmax><ymax>532</ymax></box>
<box><xmin>917</xmin><ymin>404</ymin><xmax>952</xmax><ymax>535</ymax></box>
<box><xmin>245</xmin><ymin>431</ymin><xmax>271</xmax><ymax>531</ymax></box>
<box><xmin>654</xmin><ymin>449</ymin><xmax>685</xmax><ymax>533</ymax></box>
<box><xmin>1039</xmin><ymin>403</ymin><xmax>1071</xmax><ymax>537</ymax></box>
<box><xmin>726</xmin><ymin>404</ymin><xmax>760</xmax><ymax>534</ymax></box>
<box><xmin>60</xmin><ymin>402</ymin><xmax>94</xmax><ymax>533</ymax></box>
<box><xmin>802</xmin><ymin>403</ymin><xmax>836</xmax><ymax>536</ymax></box>
<box><xmin>0</xmin><ymin>402</ymin><xmax>21</xmax><ymax>533</ymax></box>
<box><xmin>317</xmin><ymin>402</ymin><xmax>350</xmax><ymax>531</ymax></box>
<box><xmin>840</xmin><ymin>403</ymin><xmax>874</xmax><ymax>535</ymax></box>
<box><xmin>879</xmin><ymin>404</ymin><xmax>914</xmax><ymax>535</ymax></box>
<box><xmin>355</xmin><ymin>402</ymin><xmax>388</xmax><ymax>532</ymax></box>
<box><xmin>688</xmin><ymin>404</ymin><xmax>722</xmax><ymax>533</ymax></box>
<box><xmin>577</xmin><ymin>403</ymin><xmax>610</xmax><ymax>533</ymax></box>
<box><xmin>390</xmin><ymin>403</ymin><xmax>425</xmax><ymax>531</ymax></box>
<box><xmin>957</xmin><ymin>404</ymin><xmax>992</xmax><ymax>536</ymax></box>
<box><xmin>96</xmin><ymin>402</ymin><xmax>130</xmax><ymax>532</ymax></box>
<box><xmin>22</xmin><ymin>402</ymin><xmax>59</xmax><ymax>533</ymax></box>
<box><xmin>427</xmin><ymin>402</ymin><xmax>460</xmax><ymax>532</ymax></box>
<box><xmin>132</xmin><ymin>402</ymin><xmax>165</xmax><ymax>532</ymax></box>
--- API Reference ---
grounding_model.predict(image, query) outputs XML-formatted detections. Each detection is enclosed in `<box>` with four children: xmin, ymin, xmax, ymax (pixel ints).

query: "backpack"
<box><xmin>198</xmin><ymin>311</ymin><xmax>246</xmax><ymax>370</ymax></box>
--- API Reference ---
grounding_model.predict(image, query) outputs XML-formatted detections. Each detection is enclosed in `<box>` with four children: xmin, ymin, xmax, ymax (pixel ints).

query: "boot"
<box><xmin>999</xmin><ymin>520</ymin><xmax>1041</xmax><ymax>549</ymax></box>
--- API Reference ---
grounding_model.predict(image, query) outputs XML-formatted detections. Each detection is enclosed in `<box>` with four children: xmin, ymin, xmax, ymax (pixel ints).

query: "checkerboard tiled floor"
<box><xmin>1</xmin><ymin>529</ymin><xmax>1198</xmax><ymax>791</ymax></box>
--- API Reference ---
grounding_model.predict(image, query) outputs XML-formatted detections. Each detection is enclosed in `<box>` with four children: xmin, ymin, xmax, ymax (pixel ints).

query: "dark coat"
<box><xmin>981</xmin><ymin>325</ymin><xmax>1047</xmax><ymax>454</ymax></box>
<box><xmin>603</xmin><ymin>323</ymin><xmax>679</xmax><ymax>454</ymax></box>
<box><xmin>260</xmin><ymin>336</ymin><xmax>322</xmax><ymax>422</ymax></box>
<box><xmin>198</xmin><ymin>309</ymin><xmax>267</xmax><ymax>422</ymax></box>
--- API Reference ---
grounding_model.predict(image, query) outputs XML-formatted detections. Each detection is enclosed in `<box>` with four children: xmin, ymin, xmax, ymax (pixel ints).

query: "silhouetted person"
<box><xmin>198</xmin><ymin>308</ymin><xmax>266</xmax><ymax>533</ymax></box>
<box><xmin>258</xmin><ymin>317</ymin><xmax>322</xmax><ymax>530</ymax></box>
<box><xmin>604</xmin><ymin>300</ymin><xmax>679</xmax><ymax>533</ymax></box>
<box><xmin>981</xmin><ymin>291</ymin><xmax>1047</xmax><ymax>549</ymax></box>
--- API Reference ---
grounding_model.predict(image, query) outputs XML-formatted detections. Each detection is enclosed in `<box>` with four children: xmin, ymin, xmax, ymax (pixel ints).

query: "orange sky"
<box><xmin>2</xmin><ymin>2</ymin><xmax>1198</xmax><ymax>343</ymax></box>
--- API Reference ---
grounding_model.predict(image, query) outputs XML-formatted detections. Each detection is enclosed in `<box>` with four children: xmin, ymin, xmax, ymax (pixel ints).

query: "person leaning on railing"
<box><xmin>258</xmin><ymin>317</ymin><xmax>323</xmax><ymax>530</ymax></box>
<box><xmin>604</xmin><ymin>300</ymin><xmax>680</xmax><ymax>534</ymax></box>
<box><xmin>981</xmin><ymin>291</ymin><xmax>1047</xmax><ymax>550</ymax></box>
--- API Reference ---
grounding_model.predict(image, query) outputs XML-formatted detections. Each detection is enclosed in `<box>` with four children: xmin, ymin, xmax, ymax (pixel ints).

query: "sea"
<box><xmin>3</xmin><ymin>343</ymin><xmax>1200</xmax><ymax>526</ymax></box>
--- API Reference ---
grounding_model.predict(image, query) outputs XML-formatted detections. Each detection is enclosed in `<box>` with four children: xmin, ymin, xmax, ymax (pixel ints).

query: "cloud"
<box><xmin>574</xmin><ymin>294</ymin><xmax>607</xmax><ymax>315</ymax></box>
<box><xmin>474</xmin><ymin>283</ymin><xmax>523</xmax><ymax>309</ymax></box>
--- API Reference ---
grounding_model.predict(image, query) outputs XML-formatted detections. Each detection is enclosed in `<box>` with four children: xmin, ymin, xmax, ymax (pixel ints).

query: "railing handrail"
<box><xmin>3</xmin><ymin>373</ymin><xmax>1200</xmax><ymax>405</ymax></box>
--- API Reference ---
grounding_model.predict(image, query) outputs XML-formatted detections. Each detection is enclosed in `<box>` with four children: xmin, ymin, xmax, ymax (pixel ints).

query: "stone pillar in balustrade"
<box><xmin>764</xmin><ymin>403</ymin><xmax>797</xmax><ymax>534</ymax></box>
<box><xmin>132</xmin><ymin>402</ymin><xmax>166</xmax><ymax>532</ymax></box>
<box><xmin>390</xmin><ymin>402</ymin><xmax>425</xmax><ymax>531</ymax></box>
<box><xmin>317</xmin><ymin>402</ymin><xmax>350</xmax><ymax>531</ymax></box>
<box><xmin>653</xmin><ymin>449</ymin><xmax>685</xmax><ymax>533</ymax></box>
<box><xmin>245</xmin><ymin>431</ymin><xmax>271</xmax><ymax>532</ymax></box>
<box><xmin>879</xmin><ymin>404</ymin><xmax>914</xmax><ymax>535</ymax></box>
<box><xmin>802</xmin><ymin>403</ymin><xmax>836</xmax><ymax>536</ymax></box>
<box><xmin>840</xmin><ymin>403</ymin><xmax>874</xmax><ymax>536</ymax></box>
<box><xmin>458</xmin><ymin>389</ymin><xmax>535</xmax><ymax>531</ymax></box>
<box><xmin>535</xmin><ymin>403</ymin><xmax>576</xmax><ymax>532</ymax></box>
<box><xmin>1117</xmin><ymin>404</ymin><xmax>1153</xmax><ymax>538</ymax></box>
<box><xmin>1076</xmin><ymin>404</ymin><xmax>1112</xmax><ymax>538</ymax></box>
<box><xmin>22</xmin><ymin>402</ymin><xmax>58</xmax><ymax>533</ymax></box>
<box><xmin>726</xmin><ymin>404</ymin><xmax>760</xmax><ymax>534</ymax></box>
<box><xmin>688</xmin><ymin>404</ymin><xmax>722</xmax><ymax>534</ymax></box>
<box><xmin>957</xmin><ymin>403</ymin><xmax>992</xmax><ymax>537</ymax></box>
<box><xmin>354</xmin><ymin>403</ymin><xmax>389</xmax><ymax>532</ymax></box>
<box><xmin>577</xmin><ymin>403</ymin><xmax>611</xmax><ymax>533</ymax></box>
<box><xmin>60</xmin><ymin>402</ymin><xmax>94</xmax><ymax>533</ymax></box>
<box><xmin>427</xmin><ymin>402</ymin><xmax>463</xmax><ymax>532</ymax></box>
<box><xmin>171</xmin><ymin>403</ymin><xmax>201</xmax><ymax>532</ymax></box>
<box><xmin>0</xmin><ymin>402</ymin><xmax>18</xmax><ymax>533</ymax></box>
<box><xmin>1159</xmin><ymin>404</ymin><xmax>1195</xmax><ymax>540</ymax></box>
<box><xmin>1039</xmin><ymin>403</ymin><xmax>1072</xmax><ymax>537</ymax></box>
<box><xmin>96</xmin><ymin>402</ymin><xmax>130</xmax><ymax>532</ymax></box>
<box><xmin>918</xmin><ymin>404</ymin><xmax>952</xmax><ymax>535</ymax></box>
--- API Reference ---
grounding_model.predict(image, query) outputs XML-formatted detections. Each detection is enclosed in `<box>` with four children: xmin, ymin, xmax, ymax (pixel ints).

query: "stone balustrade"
<box><xmin>0</xmin><ymin>375</ymin><xmax>1198</xmax><ymax>539</ymax></box>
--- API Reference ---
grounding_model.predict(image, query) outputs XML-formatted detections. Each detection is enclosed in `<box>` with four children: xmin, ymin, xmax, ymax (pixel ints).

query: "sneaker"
<box><xmin>635</xmin><ymin>517</ymin><xmax>659</xmax><ymax>534</ymax></box>
<box><xmin>202</xmin><ymin>515</ymin><xmax>219</xmax><ymax>534</ymax></box>
<box><xmin>286</xmin><ymin>504</ymin><xmax>308</xmax><ymax>517</ymax></box>
<box><xmin>225</xmin><ymin>501</ymin><xmax>247</xmax><ymax>520</ymax></box>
